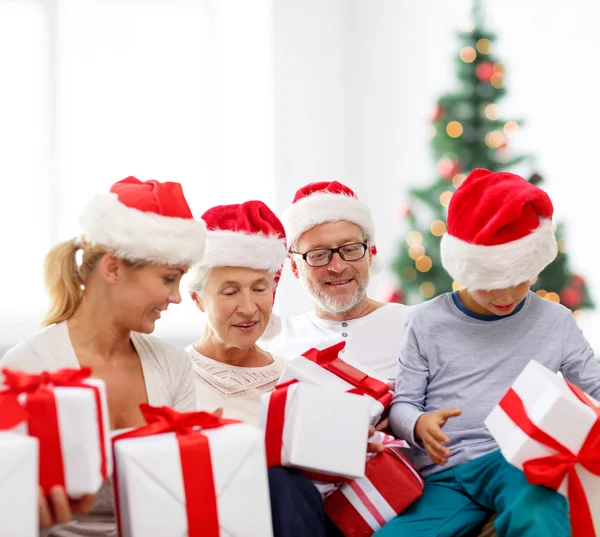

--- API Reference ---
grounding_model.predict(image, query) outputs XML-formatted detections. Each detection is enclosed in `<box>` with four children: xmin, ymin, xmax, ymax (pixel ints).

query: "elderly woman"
<box><xmin>187</xmin><ymin>201</ymin><xmax>358</xmax><ymax>537</ymax></box>
<box><xmin>1</xmin><ymin>177</ymin><xmax>206</xmax><ymax>536</ymax></box>
<box><xmin>186</xmin><ymin>201</ymin><xmax>287</xmax><ymax>424</ymax></box>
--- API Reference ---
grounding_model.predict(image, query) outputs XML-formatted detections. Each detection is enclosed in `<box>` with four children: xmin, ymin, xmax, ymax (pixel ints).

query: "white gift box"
<box><xmin>114</xmin><ymin>421</ymin><xmax>273</xmax><ymax>537</ymax></box>
<box><xmin>278</xmin><ymin>351</ymin><xmax>391</xmax><ymax>425</ymax></box>
<box><xmin>485</xmin><ymin>359</ymin><xmax>600</xmax><ymax>533</ymax></box>
<box><xmin>261</xmin><ymin>382</ymin><xmax>371</xmax><ymax>480</ymax></box>
<box><xmin>0</xmin><ymin>432</ymin><xmax>38</xmax><ymax>537</ymax></box>
<box><xmin>15</xmin><ymin>377</ymin><xmax>112</xmax><ymax>497</ymax></box>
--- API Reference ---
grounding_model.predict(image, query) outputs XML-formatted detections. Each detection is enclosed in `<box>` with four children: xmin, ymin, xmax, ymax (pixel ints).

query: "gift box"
<box><xmin>278</xmin><ymin>341</ymin><xmax>393</xmax><ymax>425</ymax></box>
<box><xmin>325</xmin><ymin>432</ymin><xmax>424</xmax><ymax>536</ymax></box>
<box><xmin>485</xmin><ymin>359</ymin><xmax>600</xmax><ymax>537</ymax></box>
<box><xmin>113</xmin><ymin>404</ymin><xmax>273</xmax><ymax>537</ymax></box>
<box><xmin>261</xmin><ymin>380</ymin><xmax>371</xmax><ymax>480</ymax></box>
<box><xmin>0</xmin><ymin>367</ymin><xmax>112</xmax><ymax>497</ymax></box>
<box><xmin>0</xmin><ymin>433</ymin><xmax>38</xmax><ymax>537</ymax></box>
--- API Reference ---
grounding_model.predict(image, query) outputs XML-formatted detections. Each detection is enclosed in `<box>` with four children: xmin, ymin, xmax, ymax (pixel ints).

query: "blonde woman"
<box><xmin>1</xmin><ymin>177</ymin><xmax>206</xmax><ymax>536</ymax></box>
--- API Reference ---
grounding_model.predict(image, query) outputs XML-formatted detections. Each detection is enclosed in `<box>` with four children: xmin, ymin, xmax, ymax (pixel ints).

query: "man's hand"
<box><xmin>39</xmin><ymin>486</ymin><xmax>96</xmax><ymax>529</ymax></box>
<box><xmin>414</xmin><ymin>408</ymin><xmax>461</xmax><ymax>466</ymax></box>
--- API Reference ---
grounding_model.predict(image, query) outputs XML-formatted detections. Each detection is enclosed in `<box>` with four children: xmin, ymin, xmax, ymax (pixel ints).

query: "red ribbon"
<box><xmin>0</xmin><ymin>390</ymin><xmax>29</xmax><ymax>429</ymax></box>
<box><xmin>499</xmin><ymin>382</ymin><xmax>600</xmax><ymax>537</ymax></box>
<box><xmin>302</xmin><ymin>342</ymin><xmax>391</xmax><ymax>404</ymax></box>
<box><xmin>0</xmin><ymin>367</ymin><xmax>109</xmax><ymax>494</ymax></box>
<box><xmin>112</xmin><ymin>404</ymin><xmax>239</xmax><ymax>537</ymax></box>
<box><xmin>264</xmin><ymin>379</ymin><xmax>298</xmax><ymax>468</ymax></box>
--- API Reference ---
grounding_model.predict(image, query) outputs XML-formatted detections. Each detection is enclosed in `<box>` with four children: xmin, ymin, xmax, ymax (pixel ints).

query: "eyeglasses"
<box><xmin>291</xmin><ymin>242</ymin><xmax>368</xmax><ymax>267</ymax></box>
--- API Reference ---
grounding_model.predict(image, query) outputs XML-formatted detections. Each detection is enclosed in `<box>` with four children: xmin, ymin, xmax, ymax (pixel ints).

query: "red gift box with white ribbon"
<box><xmin>324</xmin><ymin>432</ymin><xmax>424</xmax><ymax>536</ymax></box>
<box><xmin>485</xmin><ymin>360</ymin><xmax>600</xmax><ymax>537</ymax></box>
<box><xmin>0</xmin><ymin>367</ymin><xmax>111</xmax><ymax>497</ymax></box>
<box><xmin>113</xmin><ymin>404</ymin><xmax>273</xmax><ymax>537</ymax></box>
<box><xmin>277</xmin><ymin>341</ymin><xmax>393</xmax><ymax>425</ymax></box>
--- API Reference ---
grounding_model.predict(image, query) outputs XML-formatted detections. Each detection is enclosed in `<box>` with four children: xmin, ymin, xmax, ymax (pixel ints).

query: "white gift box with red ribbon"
<box><xmin>0</xmin><ymin>432</ymin><xmax>38</xmax><ymax>537</ymax></box>
<box><xmin>0</xmin><ymin>368</ymin><xmax>112</xmax><ymax>497</ymax></box>
<box><xmin>278</xmin><ymin>342</ymin><xmax>393</xmax><ymax>425</ymax></box>
<box><xmin>260</xmin><ymin>380</ymin><xmax>371</xmax><ymax>480</ymax></box>
<box><xmin>485</xmin><ymin>359</ymin><xmax>600</xmax><ymax>537</ymax></box>
<box><xmin>113</xmin><ymin>404</ymin><xmax>273</xmax><ymax>537</ymax></box>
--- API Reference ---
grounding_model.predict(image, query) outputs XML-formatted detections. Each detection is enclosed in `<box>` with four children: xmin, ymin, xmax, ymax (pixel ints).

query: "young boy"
<box><xmin>377</xmin><ymin>169</ymin><xmax>600</xmax><ymax>537</ymax></box>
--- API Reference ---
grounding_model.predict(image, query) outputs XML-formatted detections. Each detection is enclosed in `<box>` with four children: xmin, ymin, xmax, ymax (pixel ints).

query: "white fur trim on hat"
<box><xmin>440</xmin><ymin>218</ymin><xmax>557</xmax><ymax>290</ymax></box>
<box><xmin>79</xmin><ymin>193</ymin><xmax>207</xmax><ymax>266</ymax></box>
<box><xmin>282</xmin><ymin>192</ymin><xmax>375</xmax><ymax>250</ymax></box>
<box><xmin>201</xmin><ymin>229</ymin><xmax>287</xmax><ymax>272</ymax></box>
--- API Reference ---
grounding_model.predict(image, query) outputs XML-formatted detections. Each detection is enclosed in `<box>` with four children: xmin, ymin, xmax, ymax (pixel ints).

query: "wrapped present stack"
<box><xmin>0</xmin><ymin>366</ymin><xmax>112</xmax><ymax>537</ymax></box>
<box><xmin>485</xmin><ymin>359</ymin><xmax>600</xmax><ymax>537</ymax></box>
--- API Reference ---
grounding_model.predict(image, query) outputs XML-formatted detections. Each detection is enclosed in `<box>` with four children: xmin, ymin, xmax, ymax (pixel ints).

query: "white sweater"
<box><xmin>0</xmin><ymin>321</ymin><xmax>196</xmax><ymax>537</ymax></box>
<box><xmin>186</xmin><ymin>344</ymin><xmax>284</xmax><ymax>426</ymax></box>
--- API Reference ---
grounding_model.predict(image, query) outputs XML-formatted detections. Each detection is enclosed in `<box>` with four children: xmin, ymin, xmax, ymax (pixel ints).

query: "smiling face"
<box><xmin>112</xmin><ymin>262</ymin><xmax>187</xmax><ymax>333</ymax></box>
<box><xmin>193</xmin><ymin>266</ymin><xmax>275</xmax><ymax>349</ymax></box>
<box><xmin>290</xmin><ymin>221</ymin><xmax>371</xmax><ymax>316</ymax></box>
<box><xmin>461</xmin><ymin>280</ymin><xmax>532</xmax><ymax>316</ymax></box>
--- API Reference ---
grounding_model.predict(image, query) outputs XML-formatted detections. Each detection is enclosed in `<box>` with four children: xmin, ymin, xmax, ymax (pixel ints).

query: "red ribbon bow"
<box><xmin>2</xmin><ymin>367</ymin><xmax>93</xmax><ymax>392</ymax></box>
<box><xmin>303</xmin><ymin>342</ymin><xmax>391</xmax><ymax>405</ymax></box>
<box><xmin>112</xmin><ymin>404</ymin><xmax>239</xmax><ymax>537</ymax></box>
<box><xmin>0</xmin><ymin>367</ymin><xmax>108</xmax><ymax>494</ymax></box>
<box><xmin>499</xmin><ymin>382</ymin><xmax>600</xmax><ymax>537</ymax></box>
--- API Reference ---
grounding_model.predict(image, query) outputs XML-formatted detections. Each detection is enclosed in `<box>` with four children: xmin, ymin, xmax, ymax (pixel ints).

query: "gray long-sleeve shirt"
<box><xmin>390</xmin><ymin>291</ymin><xmax>600</xmax><ymax>476</ymax></box>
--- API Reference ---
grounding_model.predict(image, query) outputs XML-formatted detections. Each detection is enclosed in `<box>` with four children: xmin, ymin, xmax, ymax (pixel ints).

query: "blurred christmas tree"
<box><xmin>390</xmin><ymin>2</ymin><xmax>594</xmax><ymax>313</ymax></box>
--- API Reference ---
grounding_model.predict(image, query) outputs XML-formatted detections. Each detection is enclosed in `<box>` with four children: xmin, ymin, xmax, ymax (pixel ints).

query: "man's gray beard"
<box><xmin>303</xmin><ymin>273</ymin><xmax>368</xmax><ymax>314</ymax></box>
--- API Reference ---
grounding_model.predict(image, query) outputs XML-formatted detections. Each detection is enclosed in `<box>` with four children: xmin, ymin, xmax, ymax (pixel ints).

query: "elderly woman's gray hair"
<box><xmin>187</xmin><ymin>264</ymin><xmax>213</xmax><ymax>295</ymax></box>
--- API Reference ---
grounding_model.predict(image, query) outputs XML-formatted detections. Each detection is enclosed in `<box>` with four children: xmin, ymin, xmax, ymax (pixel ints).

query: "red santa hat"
<box><xmin>282</xmin><ymin>181</ymin><xmax>381</xmax><ymax>272</ymax></box>
<box><xmin>199</xmin><ymin>201</ymin><xmax>287</xmax><ymax>273</ymax></box>
<box><xmin>79</xmin><ymin>176</ymin><xmax>206</xmax><ymax>266</ymax></box>
<box><xmin>440</xmin><ymin>168</ymin><xmax>558</xmax><ymax>290</ymax></box>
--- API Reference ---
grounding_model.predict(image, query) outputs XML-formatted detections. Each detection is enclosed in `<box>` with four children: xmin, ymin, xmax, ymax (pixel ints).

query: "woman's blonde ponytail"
<box><xmin>41</xmin><ymin>240</ymin><xmax>84</xmax><ymax>327</ymax></box>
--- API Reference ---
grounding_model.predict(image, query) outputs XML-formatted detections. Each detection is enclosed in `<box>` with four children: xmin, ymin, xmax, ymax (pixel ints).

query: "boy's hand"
<box><xmin>375</xmin><ymin>416</ymin><xmax>390</xmax><ymax>432</ymax></box>
<box><xmin>414</xmin><ymin>408</ymin><xmax>462</xmax><ymax>466</ymax></box>
<box><xmin>366</xmin><ymin>425</ymin><xmax>385</xmax><ymax>454</ymax></box>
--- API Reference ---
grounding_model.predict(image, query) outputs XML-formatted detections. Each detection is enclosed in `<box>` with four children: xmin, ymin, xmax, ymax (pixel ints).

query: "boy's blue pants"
<box><xmin>373</xmin><ymin>450</ymin><xmax>570</xmax><ymax>537</ymax></box>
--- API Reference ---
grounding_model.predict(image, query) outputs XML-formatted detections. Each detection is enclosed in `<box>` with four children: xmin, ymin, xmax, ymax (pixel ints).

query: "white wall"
<box><xmin>271</xmin><ymin>0</ymin><xmax>358</xmax><ymax>316</ymax></box>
